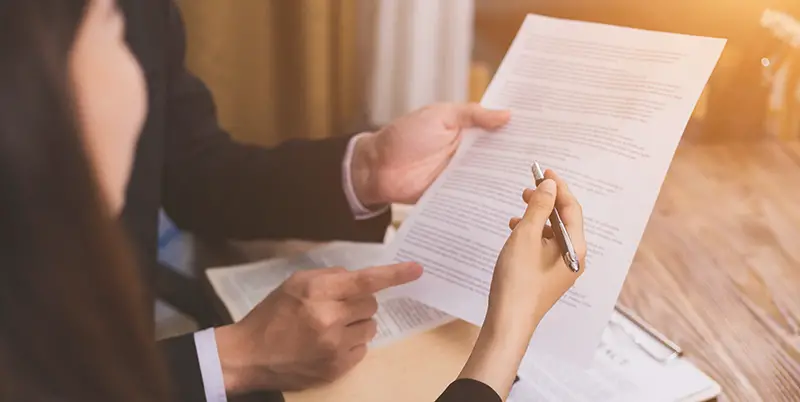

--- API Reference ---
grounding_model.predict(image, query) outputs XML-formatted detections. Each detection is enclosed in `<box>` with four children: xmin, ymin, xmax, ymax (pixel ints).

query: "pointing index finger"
<box><xmin>330</xmin><ymin>262</ymin><xmax>423</xmax><ymax>299</ymax></box>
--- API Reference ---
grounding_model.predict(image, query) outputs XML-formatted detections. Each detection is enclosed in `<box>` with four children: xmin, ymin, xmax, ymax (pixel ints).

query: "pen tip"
<box><xmin>563</xmin><ymin>253</ymin><xmax>580</xmax><ymax>273</ymax></box>
<box><xmin>569</xmin><ymin>260</ymin><xmax>580</xmax><ymax>273</ymax></box>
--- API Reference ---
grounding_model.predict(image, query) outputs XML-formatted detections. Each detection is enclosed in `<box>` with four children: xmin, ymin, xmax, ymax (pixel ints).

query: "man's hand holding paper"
<box><xmin>349</xmin><ymin>103</ymin><xmax>511</xmax><ymax>207</ymax></box>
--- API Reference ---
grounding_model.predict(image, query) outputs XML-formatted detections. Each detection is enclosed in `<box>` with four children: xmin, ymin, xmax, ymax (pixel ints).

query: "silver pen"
<box><xmin>531</xmin><ymin>162</ymin><xmax>580</xmax><ymax>272</ymax></box>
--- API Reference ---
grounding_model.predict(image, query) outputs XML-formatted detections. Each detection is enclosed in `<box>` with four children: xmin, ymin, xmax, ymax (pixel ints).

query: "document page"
<box><xmin>206</xmin><ymin>242</ymin><xmax>454</xmax><ymax>347</ymax></box>
<box><xmin>382</xmin><ymin>14</ymin><xmax>725</xmax><ymax>366</ymax></box>
<box><xmin>508</xmin><ymin>311</ymin><xmax>719</xmax><ymax>402</ymax></box>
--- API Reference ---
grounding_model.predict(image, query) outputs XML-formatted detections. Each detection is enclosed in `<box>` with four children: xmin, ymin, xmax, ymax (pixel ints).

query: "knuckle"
<box><xmin>540</xmin><ymin>188</ymin><xmax>557</xmax><ymax>200</ymax></box>
<box><xmin>308</xmin><ymin>267</ymin><xmax>347</xmax><ymax>299</ymax></box>
<box><xmin>365</xmin><ymin>297</ymin><xmax>379</xmax><ymax>316</ymax></box>
<box><xmin>305</xmin><ymin>279</ymin><xmax>327</xmax><ymax>299</ymax></box>
<box><xmin>532</xmin><ymin>189</ymin><xmax>556</xmax><ymax>205</ymax></box>
<box><xmin>284</xmin><ymin>271</ymin><xmax>305</xmax><ymax>287</ymax></box>
<box><xmin>286</xmin><ymin>272</ymin><xmax>320</xmax><ymax>299</ymax></box>
<box><xmin>355</xmin><ymin>274</ymin><xmax>377</xmax><ymax>293</ymax></box>
<box><xmin>532</xmin><ymin>196</ymin><xmax>554</xmax><ymax>211</ymax></box>
<box><xmin>306</xmin><ymin>304</ymin><xmax>338</xmax><ymax>332</ymax></box>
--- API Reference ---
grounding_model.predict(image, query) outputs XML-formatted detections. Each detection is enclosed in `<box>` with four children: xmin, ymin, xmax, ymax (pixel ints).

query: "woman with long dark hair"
<box><xmin>0</xmin><ymin>0</ymin><xmax>586</xmax><ymax>400</ymax></box>
<box><xmin>0</xmin><ymin>0</ymin><xmax>167</xmax><ymax>400</ymax></box>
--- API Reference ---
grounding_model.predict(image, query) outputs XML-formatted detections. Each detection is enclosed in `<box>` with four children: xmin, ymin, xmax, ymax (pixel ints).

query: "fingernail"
<box><xmin>537</xmin><ymin>179</ymin><xmax>556</xmax><ymax>196</ymax></box>
<box><xmin>404</xmin><ymin>262</ymin><xmax>423</xmax><ymax>273</ymax></box>
<box><xmin>408</xmin><ymin>264</ymin><xmax>424</xmax><ymax>279</ymax></box>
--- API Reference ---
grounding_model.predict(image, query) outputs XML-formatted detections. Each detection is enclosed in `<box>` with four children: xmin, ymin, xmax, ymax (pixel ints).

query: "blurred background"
<box><xmin>173</xmin><ymin>0</ymin><xmax>799</xmax><ymax>146</ymax></box>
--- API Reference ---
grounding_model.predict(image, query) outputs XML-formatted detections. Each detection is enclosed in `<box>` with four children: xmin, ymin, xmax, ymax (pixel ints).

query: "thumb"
<box><xmin>519</xmin><ymin>179</ymin><xmax>556</xmax><ymax>233</ymax></box>
<box><xmin>457</xmin><ymin>103</ymin><xmax>511</xmax><ymax>130</ymax></box>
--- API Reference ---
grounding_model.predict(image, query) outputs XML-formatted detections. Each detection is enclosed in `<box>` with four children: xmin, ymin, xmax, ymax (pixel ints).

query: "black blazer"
<box><xmin>118</xmin><ymin>1</ymin><xmax>502</xmax><ymax>401</ymax></box>
<box><xmin>119</xmin><ymin>0</ymin><xmax>388</xmax><ymax>400</ymax></box>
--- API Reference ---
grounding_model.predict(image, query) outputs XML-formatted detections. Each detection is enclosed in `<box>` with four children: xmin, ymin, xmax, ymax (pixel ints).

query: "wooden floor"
<box><xmin>619</xmin><ymin>139</ymin><xmax>800</xmax><ymax>401</ymax></box>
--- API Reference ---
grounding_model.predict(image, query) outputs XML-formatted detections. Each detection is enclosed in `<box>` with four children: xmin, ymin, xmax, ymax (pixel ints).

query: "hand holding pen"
<box><xmin>504</xmin><ymin>163</ymin><xmax>586</xmax><ymax>271</ymax></box>
<box><xmin>505</xmin><ymin>163</ymin><xmax>586</xmax><ymax>273</ymax></box>
<box><xmin>488</xmin><ymin>164</ymin><xmax>587</xmax><ymax>324</ymax></box>
<box><xmin>467</xmin><ymin>163</ymin><xmax>587</xmax><ymax>397</ymax></box>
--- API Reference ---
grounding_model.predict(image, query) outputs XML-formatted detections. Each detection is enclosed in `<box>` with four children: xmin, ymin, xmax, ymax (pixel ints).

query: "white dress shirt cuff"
<box><xmin>342</xmin><ymin>133</ymin><xmax>389</xmax><ymax>220</ymax></box>
<box><xmin>194</xmin><ymin>328</ymin><xmax>228</xmax><ymax>402</ymax></box>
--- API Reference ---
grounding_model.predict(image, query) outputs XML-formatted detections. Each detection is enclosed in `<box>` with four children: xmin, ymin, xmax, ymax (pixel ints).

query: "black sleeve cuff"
<box><xmin>436</xmin><ymin>378</ymin><xmax>502</xmax><ymax>402</ymax></box>
<box><xmin>159</xmin><ymin>334</ymin><xmax>207</xmax><ymax>402</ymax></box>
<box><xmin>159</xmin><ymin>333</ymin><xmax>285</xmax><ymax>402</ymax></box>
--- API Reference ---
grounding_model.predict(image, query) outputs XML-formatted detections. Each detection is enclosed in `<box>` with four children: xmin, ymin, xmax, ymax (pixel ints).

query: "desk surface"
<box><xmin>210</xmin><ymin>140</ymin><xmax>800</xmax><ymax>402</ymax></box>
<box><xmin>618</xmin><ymin>140</ymin><xmax>800</xmax><ymax>401</ymax></box>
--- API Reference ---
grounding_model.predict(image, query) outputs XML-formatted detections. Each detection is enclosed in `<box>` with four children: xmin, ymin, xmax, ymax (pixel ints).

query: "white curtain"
<box><xmin>368</xmin><ymin>0</ymin><xmax>476</xmax><ymax>126</ymax></box>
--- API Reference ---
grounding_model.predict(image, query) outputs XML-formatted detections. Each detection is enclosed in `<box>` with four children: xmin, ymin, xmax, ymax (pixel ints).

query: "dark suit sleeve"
<box><xmin>159</xmin><ymin>334</ymin><xmax>285</xmax><ymax>402</ymax></box>
<box><xmin>159</xmin><ymin>334</ymin><xmax>207</xmax><ymax>402</ymax></box>
<box><xmin>435</xmin><ymin>379</ymin><xmax>502</xmax><ymax>402</ymax></box>
<box><xmin>161</xmin><ymin>3</ymin><xmax>389</xmax><ymax>242</ymax></box>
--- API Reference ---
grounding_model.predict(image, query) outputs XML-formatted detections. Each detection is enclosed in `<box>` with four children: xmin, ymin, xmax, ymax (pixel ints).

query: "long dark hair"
<box><xmin>0</xmin><ymin>1</ymin><xmax>168</xmax><ymax>400</ymax></box>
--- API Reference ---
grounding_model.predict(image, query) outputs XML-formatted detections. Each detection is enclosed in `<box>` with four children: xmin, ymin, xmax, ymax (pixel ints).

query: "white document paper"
<box><xmin>206</xmin><ymin>242</ymin><xmax>454</xmax><ymax>347</ymax></box>
<box><xmin>508</xmin><ymin>311</ymin><xmax>720</xmax><ymax>402</ymax></box>
<box><xmin>382</xmin><ymin>14</ymin><xmax>726</xmax><ymax>366</ymax></box>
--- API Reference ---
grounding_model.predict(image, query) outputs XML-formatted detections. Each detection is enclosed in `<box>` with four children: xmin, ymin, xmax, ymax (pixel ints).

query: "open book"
<box><xmin>380</xmin><ymin>14</ymin><xmax>726</xmax><ymax>368</ymax></box>
<box><xmin>205</xmin><ymin>242</ymin><xmax>453</xmax><ymax>348</ymax></box>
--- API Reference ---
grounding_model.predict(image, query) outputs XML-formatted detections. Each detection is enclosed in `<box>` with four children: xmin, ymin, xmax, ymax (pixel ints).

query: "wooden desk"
<box><xmin>204</xmin><ymin>140</ymin><xmax>800</xmax><ymax>402</ymax></box>
<box><xmin>618</xmin><ymin>140</ymin><xmax>800</xmax><ymax>401</ymax></box>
